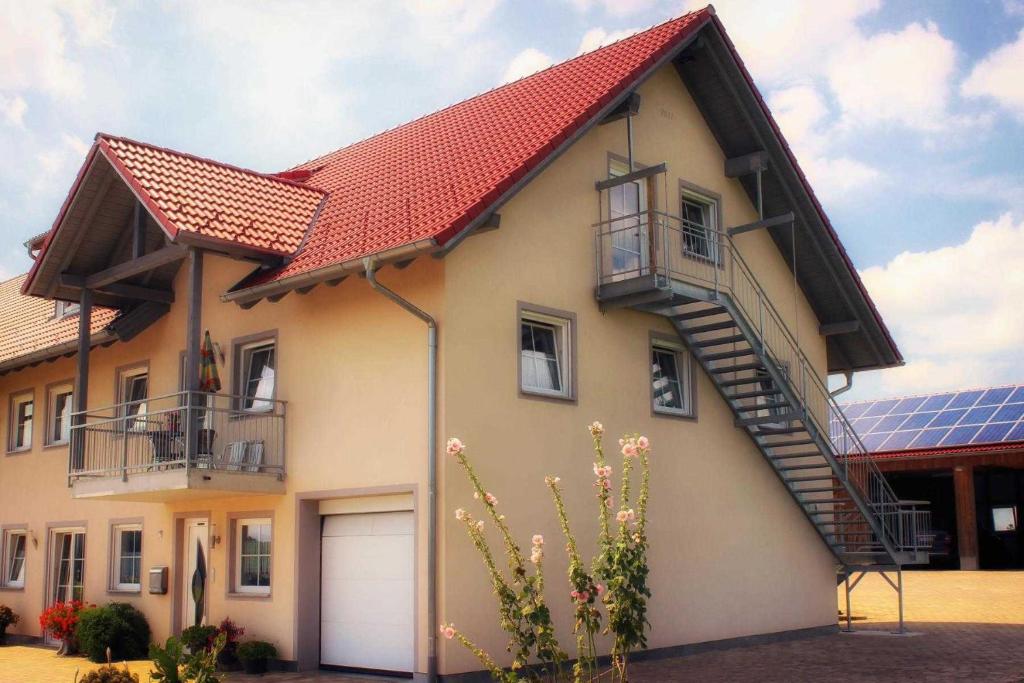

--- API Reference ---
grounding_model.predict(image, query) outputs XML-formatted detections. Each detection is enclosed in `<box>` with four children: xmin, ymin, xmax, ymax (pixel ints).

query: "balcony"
<box><xmin>69</xmin><ymin>391</ymin><xmax>286</xmax><ymax>501</ymax></box>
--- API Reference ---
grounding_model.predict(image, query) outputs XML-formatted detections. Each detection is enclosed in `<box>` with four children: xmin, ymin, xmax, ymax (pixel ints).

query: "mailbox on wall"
<box><xmin>149</xmin><ymin>566</ymin><xmax>168</xmax><ymax>595</ymax></box>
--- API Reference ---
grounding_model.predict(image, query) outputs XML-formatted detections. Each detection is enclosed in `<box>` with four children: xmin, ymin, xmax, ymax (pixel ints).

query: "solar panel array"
<box><xmin>837</xmin><ymin>385</ymin><xmax>1024</xmax><ymax>453</ymax></box>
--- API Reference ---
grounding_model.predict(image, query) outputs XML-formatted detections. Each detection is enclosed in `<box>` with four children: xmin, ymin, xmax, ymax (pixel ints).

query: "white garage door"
<box><xmin>321</xmin><ymin>511</ymin><xmax>414</xmax><ymax>672</ymax></box>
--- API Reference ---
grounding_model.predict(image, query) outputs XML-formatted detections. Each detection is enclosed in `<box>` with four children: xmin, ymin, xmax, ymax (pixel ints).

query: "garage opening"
<box><xmin>320</xmin><ymin>511</ymin><xmax>415</xmax><ymax>675</ymax></box>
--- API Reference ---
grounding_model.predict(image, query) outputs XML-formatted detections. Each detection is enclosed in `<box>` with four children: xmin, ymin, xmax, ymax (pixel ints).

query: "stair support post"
<box><xmin>843</xmin><ymin>571</ymin><xmax>852</xmax><ymax>633</ymax></box>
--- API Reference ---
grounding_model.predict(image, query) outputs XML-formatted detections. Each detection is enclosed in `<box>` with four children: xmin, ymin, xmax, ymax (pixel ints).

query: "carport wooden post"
<box><xmin>954</xmin><ymin>465</ymin><xmax>979</xmax><ymax>570</ymax></box>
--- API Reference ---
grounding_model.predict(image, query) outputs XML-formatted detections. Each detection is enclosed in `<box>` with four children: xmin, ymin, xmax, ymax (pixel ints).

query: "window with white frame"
<box><xmin>234</xmin><ymin>518</ymin><xmax>271</xmax><ymax>594</ymax></box>
<box><xmin>3</xmin><ymin>530</ymin><xmax>27</xmax><ymax>588</ymax></box>
<box><xmin>118</xmin><ymin>366</ymin><xmax>149</xmax><ymax>432</ymax></box>
<box><xmin>519</xmin><ymin>308</ymin><xmax>573</xmax><ymax>399</ymax></box>
<box><xmin>651</xmin><ymin>341</ymin><xmax>694</xmax><ymax>416</ymax></box>
<box><xmin>8</xmin><ymin>392</ymin><xmax>34</xmax><ymax>452</ymax></box>
<box><xmin>239</xmin><ymin>341</ymin><xmax>276</xmax><ymax>412</ymax></box>
<box><xmin>47</xmin><ymin>384</ymin><xmax>74</xmax><ymax>446</ymax></box>
<box><xmin>110</xmin><ymin>525</ymin><xmax>142</xmax><ymax>591</ymax></box>
<box><xmin>54</xmin><ymin>301</ymin><xmax>80</xmax><ymax>319</ymax></box>
<box><xmin>680</xmin><ymin>189</ymin><xmax>718</xmax><ymax>262</ymax></box>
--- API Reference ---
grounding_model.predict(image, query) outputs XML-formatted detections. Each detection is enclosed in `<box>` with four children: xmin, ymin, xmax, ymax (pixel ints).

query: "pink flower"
<box><xmin>604</xmin><ymin>497</ymin><xmax>613</xmax><ymax>508</ymax></box>
<box><xmin>484</xmin><ymin>492</ymin><xmax>498</xmax><ymax>506</ymax></box>
<box><xmin>578</xmin><ymin>591</ymin><xmax>590</xmax><ymax>603</ymax></box>
<box><xmin>588</xmin><ymin>421</ymin><xmax>604</xmax><ymax>436</ymax></box>
<box><xmin>595</xmin><ymin>583</ymin><xmax>605</xmax><ymax>596</ymax></box>
<box><xmin>618</xmin><ymin>438</ymin><xmax>625</xmax><ymax>447</ymax></box>
<box><xmin>545</xmin><ymin>475</ymin><xmax>560</xmax><ymax>486</ymax></box>
<box><xmin>445</xmin><ymin>438</ymin><xmax>465</xmax><ymax>456</ymax></box>
<box><xmin>637</xmin><ymin>436</ymin><xmax>649</xmax><ymax>450</ymax></box>
<box><xmin>530</xmin><ymin>548</ymin><xmax>543</xmax><ymax>564</ymax></box>
<box><xmin>601</xmin><ymin>479</ymin><xmax>611</xmax><ymax>490</ymax></box>
<box><xmin>593</xmin><ymin>463</ymin><xmax>601</xmax><ymax>476</ymax></box>
<box><xmin>570</xmin><ymin>590</ymin><xmax>579</xmax><ymax>600</ymax></box>
<box><xmin>622</xmin><ymin>443</ymin><xmax>638</xmax><ymax>458</ymax></box>
<box><xmin>532</xmin><ymin>534</ymin><xmax>544</xmax><ymax>546</ymax></box>
<box><xmin>454</xmin><ymin>508</ymin><xmax>467</xmax><ymax>521</ymax></box>
<box><xmin>616</xmin><ymin>510</ymin><xmax>629</xmax><ymax>523</ymax></box>
<box><xmin>440</xmin><ymin>624</ymin><xmax>456</xmax><ymax>640</ymax></box>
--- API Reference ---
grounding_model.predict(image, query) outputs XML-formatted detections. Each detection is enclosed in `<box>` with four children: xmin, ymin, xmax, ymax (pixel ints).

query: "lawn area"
<box><xmin>0</xmin><ymin>645</ymin><xmax>152</xmax><ymax>683</ymax></box>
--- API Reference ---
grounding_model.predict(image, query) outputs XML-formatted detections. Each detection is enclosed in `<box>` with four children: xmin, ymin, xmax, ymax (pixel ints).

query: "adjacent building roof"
<box><xmin>841</xmin><ymin>385</ymin><xmax>1024</xmax><ymax>459</ymax></box>
<box><xmin>0</xmin><ymin>275</ymin><xmax>117</xmax><ymax>374</ymax></box>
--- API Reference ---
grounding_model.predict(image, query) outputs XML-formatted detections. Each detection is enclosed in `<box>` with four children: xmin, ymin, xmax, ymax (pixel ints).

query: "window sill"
<box><xmin>519</xmin><ymin>388</ymin><xmax>577</xmax><ymax>405</ymax></box>
<box><xmin>653</xmin><ymin>407</ymin><xmax>697</xmax><ymax>422</ymax></box>
<box><xmin>43</xmin><ymin>442</ymin><xmax>70</xmax><ymax>451</ymax></box>
<box><xmin>107</xmin><ymin>588</ymin><xmax>142</xmax><ymax>596</ymax></box>
<box><xmin>5</xmin><ymin>448</ymin><xmax>31</xmax><ymax>456</ymax></box>
<box><xmin>0</xmin><ymin>585</ymin><xmax>25</xmax><ymax>592</ymax></box>
<box><xmin>226</xmin><ymin>591</ymin><xmax>272</xmax><ymax>600</ymax></box>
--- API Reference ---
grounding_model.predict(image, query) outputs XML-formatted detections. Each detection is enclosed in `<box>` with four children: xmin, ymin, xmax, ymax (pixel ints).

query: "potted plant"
<box><xmin>215</xmin><ymin>618</ymin><xmax>244</xmax><ymax>670</ymax></box>
<box><xmin>236</xmin><ymin>640</ymin><xmax>276</xmax><ymax>675</ymax></box>
<box><xmin>180</xmin><ymin>624</ymin><xmax>218</xmax><ymax>654</ymax></box>
<box><xmin>0</xmin><ymin>605</ymin><xmax>19</xmax><ymax>643</ymax></box>
<box><xmin>38</xmin><ymin>599</ymin><xmax>89</xmax><ymax>655</ymax></box>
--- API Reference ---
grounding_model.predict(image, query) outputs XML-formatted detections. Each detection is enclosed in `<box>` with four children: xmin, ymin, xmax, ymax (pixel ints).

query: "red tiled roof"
<box><xmin>98</xmin><ymin>135</ymin><xmax>326</xmax><ymax>255</ymax></box>
<box><xmin>0</xmin><ymin>275</ymin><xmax>116</xmax><ymax>371</ymax></box>
<box><xmin>241</xmin><ymin>7</ymin><xmax>712</xmax><ymax>287</ymax></box>
<box><xmin>868</xmin><ymin>440</ymin><xmax>1024</xmax><ymax>461</ymax></box>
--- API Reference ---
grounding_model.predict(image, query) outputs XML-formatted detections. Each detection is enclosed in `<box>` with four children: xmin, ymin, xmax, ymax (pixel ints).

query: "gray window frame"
<box><xmin>231</xmin><ymin>331</ymin><xmax>279</xmax><ymax>413</ymax></box>
<box><xmin>517</xmin><ymin>302</ymin><xmax>577</xmax><ymax>403</ymax></box>
<box><xmin>7</xmin><ymin>389</ymin><xmax>35</xmax><ymax>453</ymax></box>
<box><xmin>44</xmin><ymin>380</ymin><xmax>75</xmax><ymax>448</ymax></box>
<box><xmin>649</xmin><ymin>332</ymin><xmax>697</xmax><ymax>419</ymax></box>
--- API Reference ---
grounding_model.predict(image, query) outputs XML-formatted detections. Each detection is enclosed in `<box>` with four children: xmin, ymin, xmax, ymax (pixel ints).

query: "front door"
<box><xmin>183</xmin><ymin>519</ymin><xmax>210</xmax><ymax>629</ymax></box>
<box><xmin>46</xmin><ymin>529</ymin><xmax>86</xmax><ymax>645</ymax></box>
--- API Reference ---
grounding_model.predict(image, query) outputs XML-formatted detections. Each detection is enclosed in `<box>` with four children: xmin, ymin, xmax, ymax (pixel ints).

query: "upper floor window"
<box><xmin>518</xmin><ymin>304</ymin><xmax>575</xmax><ymax>401</ymax></box>
<box><xmin>651</xmin><ymin>339</ymin><xmax>694</xmax><ymax>417</ymax></box>
<box><xmin>54</xmin><ymin>301</ymin><xmax>80</xmax><ymax>319</ymax></box>
<box><xmin>2</xmin><ymin>530</ymin><xmax>27</xmax><ymax>589</ymax></box>
<box><xmin>46</xmin><ymin>383</ymin><xmax>74</xmax><ymax>447</ymax></box>
<box><xmin>8</xmin><ymin>391</ymin><xmax>34</xmax><ymax>452</ymax></box>
<box><xmin>238</xmin><ymin>340</ymin><xmax>276</xmax><ymax>412</ymax></box>
<box><xmin>679</xmin><ymin>182</ymin><xmax>720</xmax><ymax>263</ymax></box>
<box><xmin>117</xmin><ymin>366</ymin><xmax>149</xmax><ymax>432</ymax></box>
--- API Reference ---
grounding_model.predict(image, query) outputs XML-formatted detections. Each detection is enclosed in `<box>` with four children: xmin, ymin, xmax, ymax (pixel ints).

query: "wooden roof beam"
<box><xmin>79</xmin><ymin>244</ymin><xmax>188</xmax><ymax>290</ymax></box>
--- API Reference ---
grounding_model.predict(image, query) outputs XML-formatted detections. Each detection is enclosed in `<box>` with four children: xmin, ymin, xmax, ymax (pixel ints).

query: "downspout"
<box><xmin>830</xmin><ymin>371</ymin><xmax>854</xmax><ymax>398</ymax></box>
<box><xmin>363</xmin><ymin>257</ymin><xmax>438</xmax><ymax>682</ymax></box>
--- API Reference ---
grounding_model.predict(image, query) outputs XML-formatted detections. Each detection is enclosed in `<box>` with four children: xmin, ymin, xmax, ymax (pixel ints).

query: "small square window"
<box><xmin>8</xmin><ymin>392</ymin><xmax>34</xmax><ymax>452</ymax></box>
<box><xmin>110</xmin><ymin>525</ymin><xmax>142</xmax><ymax>591</ymax></box>
<box><xmin>519</xmin><ymin>307</ymin><xmax>574</xmax><ymax>400</ymax></box>
<box><xmin>993</xmin><ymin>506</ymin><xmax>1017</xmax><ymax>533</ymax></box>
<box><xmin>680</xmin><ymin>187</ymin><xmax>720</xmax><ymax>263</ymax></box>
<box><xmin>651</xmin><ymin>342</ymin><xmax>694</xmax><ymax>417</ymax></box>
<box><xmin>239</xmin><ymin>341</ymin><xmax>276</xmax><ymax>412</ymax></box>
<box><xmin>2</xmin><ymin>530</ymin><xmax>27</xmax><ymax>589</ymax></box>
<box><xmin>235</xmin><ymin>518</ymin><xmax>271</xmax><ymax>594</ymax></box>
<box><xmin>47</xmin><ymin>384</ymin><xmax>74</xmax><ymax>446</ymax></box>
<box><xmin>54</xmin><ymin>301</ymin><xmax>80</xmax><ymax>319</ymax></box>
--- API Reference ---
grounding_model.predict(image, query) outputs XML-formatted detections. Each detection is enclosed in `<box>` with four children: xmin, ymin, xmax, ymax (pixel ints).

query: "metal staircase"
<box><xmin>594</xmin><ymin>205</ymin><xmax>931</xmax><ymax>570</ymax></box>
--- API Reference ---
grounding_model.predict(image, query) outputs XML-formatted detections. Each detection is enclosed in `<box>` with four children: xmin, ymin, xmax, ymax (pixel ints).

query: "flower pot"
<box><xmin>242</xmin><ymin>658</ymin><xmax>267</xmax><ymax>675</ymax></box>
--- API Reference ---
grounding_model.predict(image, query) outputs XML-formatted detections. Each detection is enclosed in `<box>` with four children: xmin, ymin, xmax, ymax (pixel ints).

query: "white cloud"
<box><xmin>0</xmin><ymin>95</ymin><xmax>27</xmax><ymax>127</ymax></box>
<box><xmin>567</xmin><ymin>0</ymin><xmax>659</xmax><ymax>17</ymax></box>
<box><xmin>30</xmin><ymin>133</ymin><xmax>90</xmax><ymax>195</ymax></box>
<box><xmin>828</xmin><ymin>21</ymin><xmax>958</xmax><ymax>131</ymax></box>
<box><xmin>962</xmin><ymin>29</ymin><xmax>1024</xmax><ymax>121</ymax></box>
<box><xmin>577</xmin><ymin>26</ymin><xmax>641</xmax><ymax>54</ymax></box>
<box><xmin>769</xmin><ymin>85</ymin><xmax>883</xmax><ymax>203</ymax></box>
<box><xmin>503</xmin><ymin>48</ymin><xmax>554</xmax><ymax>83</ymax></box>
<box><xmin>857</xmin><ymin>214</ymin><xmax>1024</xmax><ymax>396</ymax></box>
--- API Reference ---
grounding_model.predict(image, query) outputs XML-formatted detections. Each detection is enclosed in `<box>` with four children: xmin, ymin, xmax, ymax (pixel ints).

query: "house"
<box><xmin>0</xmin><ymin>6</ymin><xmax>930</xmax><ymax>679</ymax></box>
<box><xmin>842</xmin><ymin>385</ymin><xmax>1024</xmax><ymax>570</ymax></box>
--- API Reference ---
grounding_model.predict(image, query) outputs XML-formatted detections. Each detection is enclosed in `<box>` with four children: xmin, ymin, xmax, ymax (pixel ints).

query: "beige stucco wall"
<box><xmin>438</xmin><ymin>63</ymin><xmax>837</xmax><ymax>673</ymax></box>
<box><xmin>0</xmin><ymin>254</ymin><xmax>440</xmax><ymax>672</ymax></box>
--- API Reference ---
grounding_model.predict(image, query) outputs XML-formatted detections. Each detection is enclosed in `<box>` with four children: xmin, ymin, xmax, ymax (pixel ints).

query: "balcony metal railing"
<box><xmin>595</xmin><ymin>210</ymin><xmax>929</xmax><ymax>556</ymax></box>
<box><xmin>69</xmin><ymin>391</ymin><xmax>285</xmax><ymax>482</ymax></box>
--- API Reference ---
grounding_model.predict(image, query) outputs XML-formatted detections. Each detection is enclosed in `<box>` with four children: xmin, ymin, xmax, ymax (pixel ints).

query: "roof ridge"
<box><xmin>842</xmin><ymin>383</ymin><xmax>1024</xmax><ymax>406</ymax></box>
<box><xmin>96</xmin><ymin>133</ymin><xmax>328</xmax><ymax>194</ymax></box>
<box><xmin>286</xmin><ymin>7</ymin><xmax>710</xmax><ymax>173</ymax></box>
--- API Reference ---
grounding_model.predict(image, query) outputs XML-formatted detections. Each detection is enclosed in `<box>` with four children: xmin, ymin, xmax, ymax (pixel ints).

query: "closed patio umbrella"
<box><xmin>199</xmin><ymin>331</ymin><xmax>221</xmax><ymax>393</ymax></box>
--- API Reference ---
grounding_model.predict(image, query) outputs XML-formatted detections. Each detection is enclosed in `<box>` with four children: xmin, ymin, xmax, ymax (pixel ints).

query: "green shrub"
<box><xmin>150</xmin><ymin>633</ymin><xmax>224</xmax><ymax>683</ymax></box>
<box><xmin>236</xmin><ymin>640</ymin><xmax>277</xmax><ymax>663</ymax></box>
<box><xmin>79</xmin><ymin>664</ymin><xmax>139</xmax><ymax>683</ymax></box>
<box><xmin>0</xmin><ymin>604</ymin><xmax>19</xmax><ymax>641</ymax></box>
<box><xmin>76</xmin><ymin>603</ymin><xmax>151</xmax><ymax>663</ymax></box>
<box><xmin>180</xmin><ymin>625</ymin><xmax>218</xmax><ymax>653</ymax></box>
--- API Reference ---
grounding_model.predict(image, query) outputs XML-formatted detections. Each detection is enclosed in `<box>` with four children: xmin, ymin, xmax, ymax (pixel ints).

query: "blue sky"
<box><xmin>1</xmin><ymin>0</ymin><xmax>1022</xmax><ymax>400</ymax></box>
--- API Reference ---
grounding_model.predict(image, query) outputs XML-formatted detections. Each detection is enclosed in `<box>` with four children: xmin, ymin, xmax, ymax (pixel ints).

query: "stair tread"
<box><xmin>777</xmin><ymin>463</ymin><xmax>830</xmax><ymax>471</ymax></box>
<box><xmin>686</xmin><ymin>320</ymin><xmax>737</xmax><ymax>334</ymax></box>
<box><xmin>768</xmin><ymin>451</ymin><xmax>823</xmax><ymax>459</ymax></box>
<box><xmin>753</xmin><ymin>425</ymin><xmax>806</xmax><ymax>435</ymax></box>
<box><xmin>784</xmin><ymin>474</ymin><xmax>836</xmax><ymax>482</ymax></box>
<box><xmin>692</xmin><ymin>334</ymin><xmax>747</xmax><ymax>348</ymax></box>
<box><xmin>728</xmin><ymin>389</ymin><xmax>784</xmax><ymax>400</ymax></box>
<box><xmin>761</xmin><ymin>438</ymin><xmax>816</xmax><ymax>447</ymax></box>
<box><xmin>740</xmin><ymin>413</ymin><xmax>801</xmax><ymax>426</ymax></box>
<box><xmin>711</xmin><ymin>362</ymin><xmax>765</xmax><ymax>374</ymax></box>
<box><xmin>703</xmin><ymin>348</ymin><xmax>756</xmax><ymax>362</ymax></box>
<box><xmin>673</xmin><ymin>306</ymin><xmax>727</xmax><ymax>321</ymax></box>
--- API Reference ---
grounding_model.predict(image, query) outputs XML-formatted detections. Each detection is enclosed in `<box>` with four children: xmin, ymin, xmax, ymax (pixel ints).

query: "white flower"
<box><xmin>446</xmin><ymin>438</ymin><xmax>465</xmax><ymax>456</ymax></box>
<box><xmin>588</xmin><ymin>421</ymin><xmax>604</xmax><ymax>436</ymax></box>
<box><xmin>455</xmin><ymin>508</ymin><xmax>467</xmax><ymax>521</ymax></box>
<box><xmin>532</xmin><ymin>534</ymin><xmax>544</xmax><ymax>546</ymax></box>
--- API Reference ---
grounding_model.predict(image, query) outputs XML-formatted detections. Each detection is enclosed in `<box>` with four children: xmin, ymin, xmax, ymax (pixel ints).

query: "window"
<box><xmin>49</xmin><ymin>529</ymin><xmax>85</xmax><ymax>604</ymax></box>
<box><xmin>235</xmin><ymin>518</ymin><xmax>271</xmax><ymax>594</ymax></box>
<box><xmin>608</xmin><ymin>158</ymin><xmax>649</xmax><ymax>276</ymax></box>
<box><xmin>47</xmin><ymin>383</ymin><xmax>74</xmax><ymax>446</ymax></box>
<box><xmin>679</xmin><ymin>183</ymin><xmax>720</xmax><ymax>263</ymax></box>
<box><xmin>755</xmin><ymin>367</ymin><xmax>790</xmax><ymax>427</ymax></box>
<box><xmin>239</xmin><ymin>341</ymin><xmax>276</xmax><ymax>412</ymax></box>
<box><xmin>117</xmin><ymin>366</ymin><xmax>149</xmax><ymax>432</ymax></box>
<box><xmin>110</xmin><ymin>525</ymin><xmax>142</xmax><ymax>591</ymax></box>
<box><xmin>651</xmin><ymin>341</ymin><xmax>693</xmax><ymax>417</ymax></box>
<box><xmin>519</xmin><ymin>306</ymin><xmax>574</xmax><ymax>400</ymax></box>
<box><xmin>993</xmin><ymin>506</ymin><xmax>1017</xmax><ymax>532</ymax></box>
<box><xmin>8</xmin><ymin>391</ymin><xmax>34</xmax><ymax>452</ymax></box>
<box><xmin>54</xmin><ymin>301</ymin><xmax>80</xmax><ymax>319</ymax></box>
<box><xmin>3</xmin><ymin>530</ymin><xmax>27</xmax><ymax>589</ymax></box>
